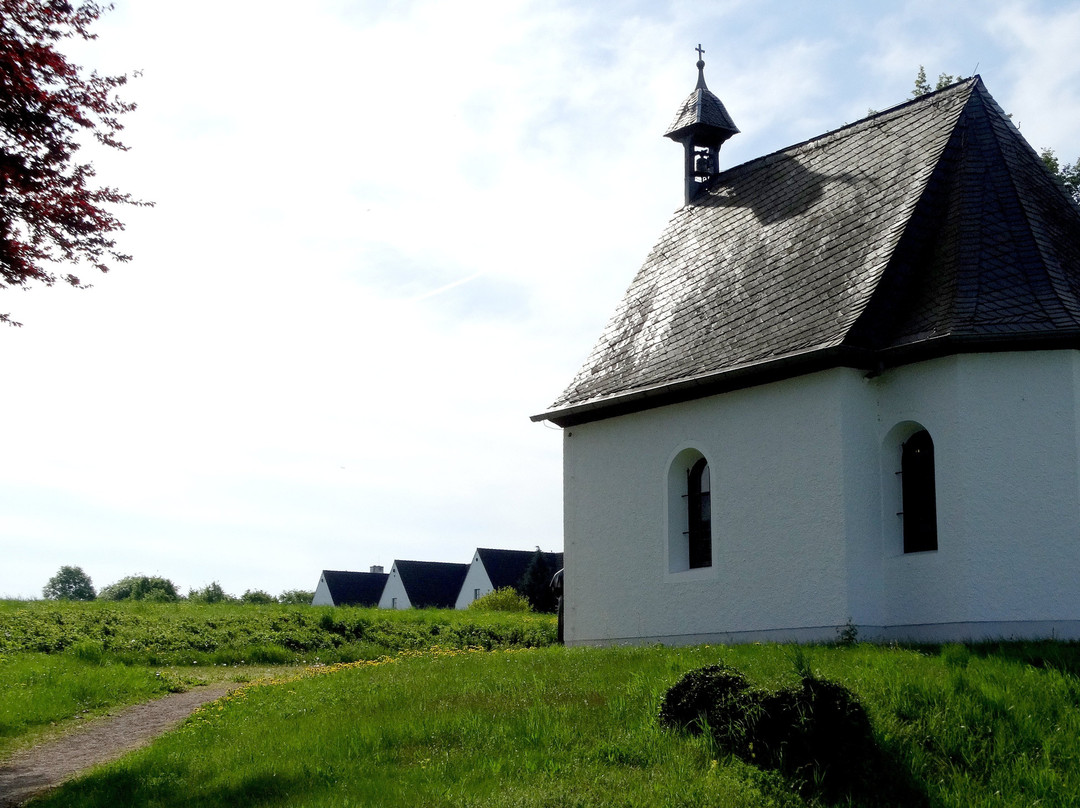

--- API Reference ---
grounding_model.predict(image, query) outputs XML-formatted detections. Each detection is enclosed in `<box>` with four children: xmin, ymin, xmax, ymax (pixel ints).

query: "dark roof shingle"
<box><xmin>476</xmin><ymin>548</ymin><xmax>564</xmax><ymax>590</ymax></box>
<box><xmin>319</xmin><ymin>570</ymin><xmax>388</xmax><ymax>607</ymax></box>
<box><xmin>393</xmin><ymin>560</ymin><xmax>469</xmax><ymax>609</ymax></box>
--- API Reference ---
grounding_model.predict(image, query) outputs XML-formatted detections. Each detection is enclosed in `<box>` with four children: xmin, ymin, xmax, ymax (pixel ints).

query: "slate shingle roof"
<box><xmin>476</xmin><ymin>548</ymin><xmax>564</xmax><ymax>589</ymax></box>
<box><xmin>535</xmin><ymin>77</ymin><xmax>1080</xmax><ymax>427</ymax></box>
<box><xmin>664</xmin><ymin>72</ymin><xmax>739</xmax><ymax>143</ymax></box>
<box><xmin>393</xmin><ymin>560</ymin><xmax>469</xmax><ymax>609</ymax></box>
<box><xmin>319</xmin><ymin>570</ymin><xmax>388</xmax><ymax>607</ymax></box>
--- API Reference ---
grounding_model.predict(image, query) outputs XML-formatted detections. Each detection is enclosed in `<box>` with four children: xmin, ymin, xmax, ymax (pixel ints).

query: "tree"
<box><xmin>241</xmin><ymin>588</ymin><xmax>275</xmax><ymax>605</ymax></box>
<box><xmin>42</xmin><ymin>564</ymin><xmax>95</xmax><ymax>599</ymax></box>
<box><xmin>1040</xmin><ymin>148</ymin><xmax>1080</xmax><ymax>205</ymax></box>
<box><xmin>517</xmin><ymin>550</ymin><xmax>557</xmax><ymax>613</ymax></box>
<box><xmin>0</xmin><ymin>0</ymin><xmax>149</xmax><ymax>326</ymax></box>
<box><xmin>98</xmin><ymin>574</ymin><xmax>180</xmax><ymax>602</ymax></box>
<box><xmin>911</xmin><ymin>66</ymin><xmax>958</xmax><ymax>98</ymax></box>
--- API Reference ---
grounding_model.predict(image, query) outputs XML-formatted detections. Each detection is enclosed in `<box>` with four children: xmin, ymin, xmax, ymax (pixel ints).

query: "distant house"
<box><xmin>455</xmin><ymin>548</ymin><xmax>565</xmax><ymax>609</ymax></box>
<box><xmin>533</xmin><ymin>61</ymin><xmax>1080</xmax><ymax>645</ymax></box>
<box><xmin>378</xmin><ymin>560</ymin><xmax>469</xmax><ymax>610</ymax></box>
<box><xmin>311</xmin><ymin>568</ymin><xmax>388</xmax><ymax>607</ymax></box>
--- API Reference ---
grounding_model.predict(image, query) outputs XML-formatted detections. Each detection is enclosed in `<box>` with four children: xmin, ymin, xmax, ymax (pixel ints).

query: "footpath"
<box><xmin>0</xmin><ymin>684</ymin><xmax>235</xmax><ymax>807</ymax></box>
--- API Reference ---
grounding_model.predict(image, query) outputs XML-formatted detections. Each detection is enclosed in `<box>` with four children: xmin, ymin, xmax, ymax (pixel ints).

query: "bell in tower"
<box><xmin>664</xmin><ymin>45</ymin><xmax>739</xmax><ymax>205</ymax></box>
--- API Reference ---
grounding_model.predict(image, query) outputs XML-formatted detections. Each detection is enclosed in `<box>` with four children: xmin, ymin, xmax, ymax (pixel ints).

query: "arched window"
<box><xmin>687</xmin><ymin>458</ymin><xmax>712</xmax><ymax>568</ymax></box>
<box><xmin>901</xmin><ymin>430</ymin><xmax>937</xmax><ymax>553</ymax></box>
<box><xmin>667</xmin><ymin>449</ymin><xmax>714</xmax><ymax>573</ymax></box>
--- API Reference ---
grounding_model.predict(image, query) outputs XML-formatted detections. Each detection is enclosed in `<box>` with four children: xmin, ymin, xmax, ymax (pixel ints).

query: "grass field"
<box><xmin>7</xmin><ymin>602</ymin><xmax>1080</xmax><ymax>806</ymax></box>
<box><xmin>0</xmin><ymin>599</ymin><xmax>555</xmax><ymax>757</ymax></box>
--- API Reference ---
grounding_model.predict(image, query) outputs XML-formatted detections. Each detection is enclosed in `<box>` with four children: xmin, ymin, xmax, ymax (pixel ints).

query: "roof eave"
<box><xmin>531</xmin><ymin>344</ymin><xmax>873</xmax><ymax>427</ymax></box>
<box><xmin>533</xmin><ymin>332</ymin><xmax>1080</xmax><ymax>428</ymax></box>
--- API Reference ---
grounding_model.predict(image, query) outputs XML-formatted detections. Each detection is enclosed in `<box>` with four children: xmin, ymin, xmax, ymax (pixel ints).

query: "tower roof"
<box><xmin>535</xmin><ymin>77</ymin><xmax>1080</xmax><ymax>427</ymax></box>
<box><xmin>663</xmin><ymin>49</ymin><xmax>739</xmax><ymax>146</ymax></box>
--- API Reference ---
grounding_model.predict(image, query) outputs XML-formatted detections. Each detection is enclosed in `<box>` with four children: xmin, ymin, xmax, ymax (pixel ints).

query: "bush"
<box><xmin>659</xmin><ymin>662</ymin><xmax>885</xmax><ymax>801</ymax></box>
<box><xmin>98</xmin><ymin>575</ymin><xmax>180</xmax><ymax>602</ymax></box>
<box><xmin>468</xmin><ymin>587</ymin><xmax>532</xmax><ymax>613</ymax></box>
<box><xmin>241</xmin><ymin>589</ymin><xmax>275</xmax><ymax>605</ymax></box>
<box><xmin>278</xmin><ymin>589</ymin><xmax>314</xmax><ymax>605</ymax></box>
<box><xmin>188</xmin><ymin>581</ymin><xmax>234</xmax><ymax>604</ymax></box>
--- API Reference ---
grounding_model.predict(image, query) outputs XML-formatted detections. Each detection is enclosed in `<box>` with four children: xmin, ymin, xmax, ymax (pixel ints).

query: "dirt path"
<box><xmin>0</xmin><ymin>684</ymin><xmax>235</xmax><ymax>807</ymax></box>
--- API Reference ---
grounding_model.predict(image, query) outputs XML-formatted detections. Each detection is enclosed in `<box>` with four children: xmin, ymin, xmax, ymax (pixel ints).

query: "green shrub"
<box><xmin>277</xmin><ymin>589</ymin><xmax>314</xmax><ymax>605</ymax></box>
<box><xmin>241</xmin><ymin>589</ymin><xmax>275</xmax><ymax>605</ymax></box>
<box><xmin>659</xmin><ymin>662</ymin><xmax>895</xmax><ymax>803</ymax></box>
<box><xmin>188</xmin><ymin>581</ymin><xmax>234</xmax><ymax>604</ymax></box>
<box><xmin>99</xmin><ymin>575</ymin><xmax>180</xmax><ymax>602</ymax></box>
<box><xmin>467</xmin><ymin>587</ymin><xmax>532</xmax><ymax>613</ymax></box>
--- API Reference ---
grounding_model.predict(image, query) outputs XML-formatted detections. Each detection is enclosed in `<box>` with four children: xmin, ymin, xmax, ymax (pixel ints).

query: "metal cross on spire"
<box><xmin>695</xmin><ymin>43</ymin><xmax>705</xmax><ymax>61</ymax></box>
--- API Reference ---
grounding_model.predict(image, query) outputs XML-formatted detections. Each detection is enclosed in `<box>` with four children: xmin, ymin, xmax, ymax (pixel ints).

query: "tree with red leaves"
<box><xmin>0</xmin><ymin>0</ymin><xmax>147</xmax><ymax>325</ymax></box>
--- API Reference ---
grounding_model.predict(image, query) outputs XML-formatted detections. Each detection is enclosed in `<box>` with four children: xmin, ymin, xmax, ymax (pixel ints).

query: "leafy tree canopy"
<box><xmin>0</xmin><ymin>0</ymin><xmax>149</xmax><ymax>325</ymax></box>
<box><xmin>911</xmin><ymin>65</ymin><xmax>958</xmax><ymax>97</ymax></box>
<box><xmin>517</xmin><ymin>550</ymin><xmax>557</xmax><ymax>613</ymax></box>
<box><xmin>241</xmin><ymin>589</ymin><xmax>275</xmax><ymax>605</ymax></box>
<box><xmin>98</xmin><ymin>574</ymin><xmax>180</xmax><ymax>602</ymax></box>
<box><xmin>42</xmin><ymin>564</ymin><xmax>95</xmax><ymax>600</ymax></box>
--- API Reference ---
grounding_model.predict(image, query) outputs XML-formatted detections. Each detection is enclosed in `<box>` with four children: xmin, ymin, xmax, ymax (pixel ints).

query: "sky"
<box><xmin>3</xmin><ymin>0</ymin><xmax>1080</xmax><ymax>599</ymax></box>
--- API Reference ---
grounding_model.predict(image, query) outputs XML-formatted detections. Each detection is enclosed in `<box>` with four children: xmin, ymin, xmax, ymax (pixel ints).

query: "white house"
<box><xmin>378</xmin><ymin>560</ymin><xmax>469</xmax><ymax>610</ymax></box>
<box><xmin>533</xmin><ymin>63</ymin><xmax>1080</xmax><ymax>646</ymax></box>
<box><xmin>311</xmin><ymin>568</ymin><xmax>387</xmax><ymax>607</ymax></box>
<box><xmin>455</xmin><ymin>548</ymin><xmax>564</xmax><ymax>609</ymax></box>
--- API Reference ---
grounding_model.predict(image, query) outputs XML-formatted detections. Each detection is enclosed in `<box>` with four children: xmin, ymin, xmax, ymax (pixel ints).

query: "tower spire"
<box><xmin>664</xmin><ymin>46</ymin><xmax>739</xmax><ymax>205</ymax></box>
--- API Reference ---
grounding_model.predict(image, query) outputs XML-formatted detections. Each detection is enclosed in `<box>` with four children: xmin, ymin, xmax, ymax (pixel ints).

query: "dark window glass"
<box><xmin>902</xmin><ymin>430</ymin><xmax>938</xmax><ymax>553</ymax></box>
<box><xmin>688</xmin><ymin>458</ymin><xmax>712</xmax><ymax>568</ymax></box>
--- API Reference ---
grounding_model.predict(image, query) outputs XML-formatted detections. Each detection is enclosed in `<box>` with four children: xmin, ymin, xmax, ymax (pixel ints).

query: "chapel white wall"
<box><xmin>564</xmin><ymin>368</ymin><xmax>853</xmax><ymax>646</ymax></box>
<box><xmin>563</xmin><ymin>350</ymin><xmax>1080</xmax><ymax>646</ymax></box>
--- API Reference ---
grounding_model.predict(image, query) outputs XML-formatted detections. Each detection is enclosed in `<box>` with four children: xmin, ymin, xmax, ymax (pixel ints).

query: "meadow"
<box><xmin>6</xmin><ymin>601</ymin><xmax>1080</xmax><ymax>806</ymax></box>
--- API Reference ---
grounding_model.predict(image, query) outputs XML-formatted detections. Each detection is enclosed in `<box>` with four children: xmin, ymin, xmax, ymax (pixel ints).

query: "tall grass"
<box><xmin>0</xmin><ymin>600</ymin><xmax>556</xmax><ymax>664</ymax></box>
<box><xmin>0</xmin><ymin>651</ymin><xmax>178</xmax><ymax>756</ymax></box>
<box><xmin>27</xmin><ymin>641</ymin><xmax>1080</xmax><ymax>807</ymax></box>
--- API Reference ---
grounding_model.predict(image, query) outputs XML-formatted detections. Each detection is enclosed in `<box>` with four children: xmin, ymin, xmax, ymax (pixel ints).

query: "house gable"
<box><xmin>381</xmin><ymin>560</ymin><xmax>469</xmax><ymax>610</ymax></box>
<box><xmin>456</xmin><ymin>548</ymin><xmax>565</xmax><ymax>609</ymax></box>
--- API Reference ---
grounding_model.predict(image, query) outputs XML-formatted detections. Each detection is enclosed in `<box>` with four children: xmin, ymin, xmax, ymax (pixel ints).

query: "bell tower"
<box><xmin>664</xmin><ymin>45</ymin><xmax>739</xmax><ymax>205</ymax></box>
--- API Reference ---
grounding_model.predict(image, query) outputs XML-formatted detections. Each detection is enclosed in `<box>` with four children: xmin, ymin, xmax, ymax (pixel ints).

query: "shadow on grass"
<box><xmin>29</xmin><ymin>768</ymin><xmax>308</xmax><ymax>808</ymax></box>
<box><xmin>659</xmin><ymin>663</ymin><xmax>928</xmax><ymax>807</ymax></box>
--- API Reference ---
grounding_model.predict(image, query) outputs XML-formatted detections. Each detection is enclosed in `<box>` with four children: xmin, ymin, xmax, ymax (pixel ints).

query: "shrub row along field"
<box><xmin>0</xmin><ymin>600</ymin><xmax>557</xmax><ymax>665</ymax></box>
<box><xmin>19</xmin><ymin>641</ymin><xmax>1080</xmax><ymax>808</ymax></box>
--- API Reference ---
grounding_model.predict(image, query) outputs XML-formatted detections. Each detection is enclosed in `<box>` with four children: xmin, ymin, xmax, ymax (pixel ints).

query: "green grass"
<box><xmin>23</xmin><ymin>641</ymin><xmax>1080</xmax><ymax>807</ymax></box>
<box><xmin>0</xmin><ymin>652</ymin><xmax>175</xmax><ymax>756</ymax></box>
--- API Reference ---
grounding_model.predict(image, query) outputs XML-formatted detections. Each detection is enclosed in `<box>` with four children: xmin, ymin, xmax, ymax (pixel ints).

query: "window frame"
<box><xmin>900</xmin><ymin>429</ymin><xmax>938</xmax><ymax>554</ymax></box>
<box><xmin>666</xmin><ymin>447</ymin><xmax>716</xmax><ymax>576</ymax></box>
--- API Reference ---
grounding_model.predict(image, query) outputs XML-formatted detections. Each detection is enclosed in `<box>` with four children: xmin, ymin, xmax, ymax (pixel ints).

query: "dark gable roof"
<box><xmin>476</xmin><ymin>548</ymin><xmax>565</xmax><ymax>590</ymax></box>
<box><xmin>320</xmin><ymin>570</ymin><xmax>388</xmax><ymax>607</ymax></box>
<box><xmin>535</xmin><ymin>77</ymin><xmax>1080</xmax><ymax>427</ymax></box>
<box><xmin>393</xmin><ymin>560</ymin><xmax>469</xmax><ymax>609</ymax></box>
